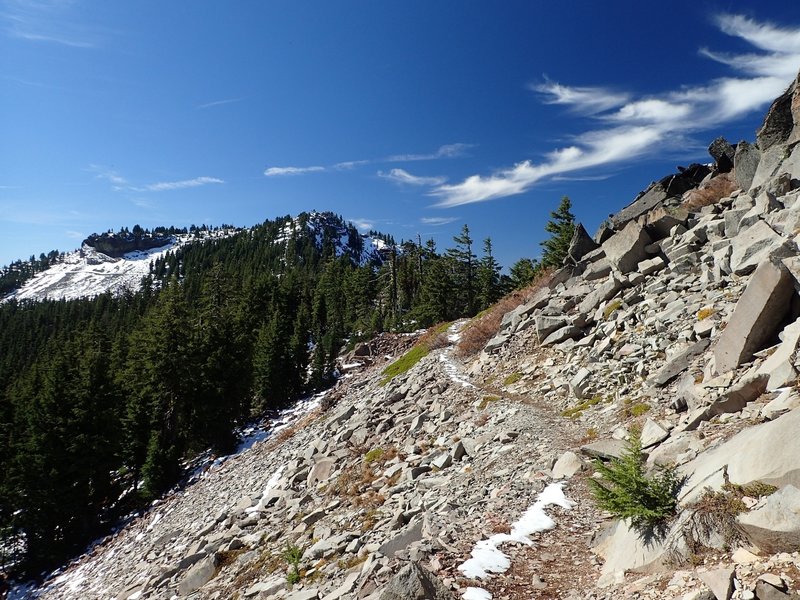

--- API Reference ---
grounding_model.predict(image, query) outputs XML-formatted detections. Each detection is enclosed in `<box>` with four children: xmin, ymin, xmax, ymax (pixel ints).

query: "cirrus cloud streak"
<box><xmin>431</xmin><ymin>14</ymin><xmax>800</xmax><ymax>207</ymax></box>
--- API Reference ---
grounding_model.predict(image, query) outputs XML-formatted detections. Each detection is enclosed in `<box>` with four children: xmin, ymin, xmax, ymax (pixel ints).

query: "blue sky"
<box><xmin>3</xmin><ymin>1</ymin><xmax>800</xmax><ymax>271</ymax></box>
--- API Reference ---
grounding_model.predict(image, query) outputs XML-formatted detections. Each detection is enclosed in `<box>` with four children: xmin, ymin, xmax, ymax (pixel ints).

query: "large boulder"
<box><xmin>565</xmin><ymin>222</ymin><xmax>599</xmax><ymax>265</ymax></box>
<box><xmin>379</xmin><ymin>562</ymin><xmax>455</xmax><ymax>600</ymax></box>
<box><xmin>738</xmin><ymin>485</ymin><xmax>800</xmax><ymax>553</ymax></box>
<box><xmin>757</xmin><ymin>73</ymin><xmax>800</xmax><ymax>151</ymax></box>
<box><xmin>734</xmin><ymin>140</ymin><xmax>761</xmax><ymax>191</ymax></box>
<box><xmin>602</xmin><ymin>220</ymin><xmax>652</xmax><ymax>274</ymax></box>
<box><xmin>714</xmin><ymin>259</ymin><xmax>795</xmax><ymax>374</ymax></box>
<box><xmin>708</xmin><ymin>136</ymin><xmax>736</xmax><ymax>173</ymax></box>
<box><xmin>729</xmin><ymin>220</ymin><xmax>795</xmax><ymax>276</ymax></box>
<box><xmin>177</xmin><ymin>554</ymin><xmax>218</xmax><ymax>596</ymax></box>
<box><xmin>680</xmin><ymin>407</ymin><xmax>800</xmax><ymax>503</ymax></box>
<box><xmin>757</xmin><ymin>317</ymin><xmax>800</xmax><ymax>390</ymax></box>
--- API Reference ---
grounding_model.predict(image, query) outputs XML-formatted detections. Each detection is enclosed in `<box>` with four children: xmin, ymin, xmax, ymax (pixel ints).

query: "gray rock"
<box><xmin>714</xmin><ymin>259</ymin><xmax>795</xmax><ymax>374</ymax></box>
<box><xmin>577</xmin><ymin>274</ymin><xmax>623</xmax><ymax>317</ymax></box>
<box><xmin>378</xmin><ymin>562</ymin><xmax>455</xmax><ymax>600</ymax></box>
<box><xmin>685</xmin><ymin>373</ymin><xmax>769</xmax><ymax>431</ymax></box>
<box><xmin>177</xmin><ymin>554</ymin><xmax>218</xmax><ymax>596</ymax></box>
<box><xmin>535</xmin><ymin>315</ymin><xmax>568</xmax><ymax>341</ymax></box>
<box><xmin>307</xmin><ymin>459</ymin><xmax>336</xmax><ymax>487</ymax></box>
<box><xmin>681</xmin><ymin>407</ymin><xmax>800</xmax><ymax>503</ymax></box>
<box><xmin>379</xmin><ymin>520</ymin><xmax>423</xmax><ymax>558</ymax></box>
<box><xmin>757</xmin><ymin>317</ymin><xmax>800</xmax><ymax>390</ymax></box>
<box><xmin>640</xmin><ymin>419</ymin><xmax>669</xmax><ymax>449</ymax></box>
<box><xmin>484</xmin><ymin>332</ymin><xmax>510</xmax><ymax>352</ymax></box>
<box><xmin>708</xmin><ymin>136</ymin><xmax>735</xmax><ymax>173</ymax></box>
<box><xmin>729</xmin><ymin>220</ymin><xmax>795</xmax><ymax>276</ymax></box>
<box><xmin>602</xmin><ymin>220</ymin><xmax>653</xmax><ymax>274</ymax></box>
<box><xmin>650</xmin><ymin>339</ymin><xmax>711</xmax><ymax>387</ymax></box>
<box><xmin>552</xmin><ymin>451</ymin><xmax>582</xmax><ymax>479</ymax></box>
<box><xmin>697</xmin><ymin>566</ymin><xmax>734</xmax><ymax>600</ymax></box>
<box><xmin>761</xmin><ymin>389</ymin><xmax>800</xmax><ymax>421</ymax></box>
<box><xmin>644</xmin><ymin>206</ymin><xmax>688</xmax><ymax>240</ymax></box>
<box><xmin>735</xmin><ymin>140</ymin><xmax>761</xmax><ymax>191</ymax></box>
<box><xmin>286</xmin><ymin>589</ymin><xmax>321</xmax><ymax>600</ymax></box>
<box><xmin>738</xmin><ymin>485</ymin><xmax>800</xmax><ymax>554</ymax></box>
<box><xmin>754</xmin><ymin>580</ymin><xmax>794</xmax><ymax>600</ymax></box>
<box><xmin>565</xmin><ymin>222</ymin><xmax>599</xmax><ymax>265</ymax></box>
<box><xmin>757</xmin><ymin>74</ymin><xmax>798</xmax><ymax>151</ymax></box>
<box><xmin>244</xmin><ymin>576</ymin><xmax>286</xmax><ymax>597</ymax></box>
<box><xmin>580</xmin><ymin>439</ymin><xmax>627</xmax><ymax>461</ymax></box>
<box><xmin>541</xmin><ymin>324</ymin><xmax>583</xmax><ymax>346</ymax></box>
<box><xmin>569</xmin><ymin>367</ymin><xmax>592</xmax><ymax>400</ymax></box>
<box><xmin>750</xmin><ymin>145</ymin><xmax>789</xmax><ymax>194</ymax></box>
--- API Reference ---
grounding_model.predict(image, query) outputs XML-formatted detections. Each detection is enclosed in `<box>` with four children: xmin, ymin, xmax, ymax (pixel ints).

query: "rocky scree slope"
<box><xmin>28</xmin><ymin>72</ymin><xmax>800</xmax><ymax>600</ymax></box>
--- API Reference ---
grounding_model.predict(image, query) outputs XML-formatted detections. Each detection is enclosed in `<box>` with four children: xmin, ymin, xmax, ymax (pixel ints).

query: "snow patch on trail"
<box><xmin>463</xmin><ymin>588</ymin><xmax>493</xmax><ymax>600</ymax></box>
<box><xmin>440</xmin><ymin>319</ymin><xmax>474</xmax><ymax>388</ymax></box>
<box><xmin>458</xmin><ymin>482</ymin><xmax>575</xmax><ymax>591</ymax></box>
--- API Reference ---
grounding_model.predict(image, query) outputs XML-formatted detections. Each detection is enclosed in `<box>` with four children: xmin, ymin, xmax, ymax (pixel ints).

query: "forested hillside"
<box><xmin>0</xmin><ymin>210</ymin><xmax>525</xmax><ymax>576</ymax></box>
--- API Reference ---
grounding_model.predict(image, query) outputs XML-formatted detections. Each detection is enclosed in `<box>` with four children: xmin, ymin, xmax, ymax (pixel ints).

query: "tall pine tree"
<box><xmin>540</xmin><ymin>196</ymin><xmax>576</xmax><ymax>268</ymax></box>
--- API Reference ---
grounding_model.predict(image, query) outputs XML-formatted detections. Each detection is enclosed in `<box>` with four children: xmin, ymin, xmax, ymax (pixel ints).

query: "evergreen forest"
<box><xmin>0</xmin><ymin>205</ymin><xmax>575</xmax><ymax>576</ymax></box>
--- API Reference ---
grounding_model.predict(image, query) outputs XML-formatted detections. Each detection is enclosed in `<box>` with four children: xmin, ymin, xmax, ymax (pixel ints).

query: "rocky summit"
<box><xmin>25</xmin><ymin>72</ymin><xmax>800</xmax><ymax>600</ymax></box>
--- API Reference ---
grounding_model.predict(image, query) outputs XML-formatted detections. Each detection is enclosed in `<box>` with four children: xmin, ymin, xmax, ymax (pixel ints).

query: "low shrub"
<box><xmin>455</xmin><ymin>269</ymin><xmax>555</xmax><ymax>357</ymax></box>
<box><xmin>503</xmin><ymin>372</ymin><xmax>522</xmax><ymax>386</ymax></box>
<box><xmin>681</xmin><ymin>172</ymin><xmax>736</xmax><ymax>212</ymax></box>
<box><xmin>589</xmin><ymin>429</ymin><xmax>683</xmax><ymax>531</ymax></box>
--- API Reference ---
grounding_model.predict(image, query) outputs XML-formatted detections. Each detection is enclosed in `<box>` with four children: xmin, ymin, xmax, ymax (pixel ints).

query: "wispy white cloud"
<box><xmin>350</xmin><ymin>218</ymin><xmax>374</xmax><ymax>232</ymax></box>
<box><xmin>263</xmin><ymin>144</ymin><xmax>471</xmax><ymax>179</ymax></box>
<box><xmin>88</xmin><ymin>165</ymin><xmax>129</xmax><ymax>190</ymax></box>
<box><xmin>65</xmin><ymin>229</ymin><xmax>84</xmax><ymax>239</ymax></box>
<box><xmin>197</xmin><ymin>97</ymin><xmax>244</xmax><ymax>110</ymax></box>
<box><xmin>387</xmin><ymin>143</ymin><xmax>474</xmax><ymax>162</ymax></box>
<box><xmin>333</xmin><ymin>160</ymin><xmax>370</xmax><ymax>170</ymax></box>
<box><xmin>533</xmin><ymin>80</ymin><xmax>630</xmax><ymax>115</ymax></box>
<box><xmin>264</xmin><ymin>166</ymin><xmax>326</xmax><ymax>177</ymax></box>
<box><xmin>3</xmin><ymin>0</ymin><xmax>99</xmax><ymax>48</ymax></box>
<box><xmin>420</xmin><ymin>216</ymin><xmax>459</xmax><ymax>226</ymax></box>
<box><xmin>378</xmin><ymin>168</ymin><xmax>447</xmax><ymax>186</ymax></box>
<box><xmin>432</xmin><ymin>14</ymin><xmax>800</xmax><ymax>207</ymax></box>
<box><xmin>138</xmin><ymin>176</ymin><xmax>224</xmax><ymax>191</ymax></box>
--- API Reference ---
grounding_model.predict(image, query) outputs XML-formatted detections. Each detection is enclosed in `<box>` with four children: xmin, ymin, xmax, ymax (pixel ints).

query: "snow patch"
<box><xmin>463</xmin><ymin>587</ymin><xmax>493</xmax><ymax>600</ymax></box>
<box><xmin>458</xmin><ymin>483</ymin><xmax>575</xmax><ymax>580</ymax></box>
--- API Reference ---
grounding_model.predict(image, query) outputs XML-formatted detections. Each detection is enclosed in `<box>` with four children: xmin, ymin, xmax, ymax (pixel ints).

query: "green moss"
<box><xmin>478</xmin><ymin>395</ymin><xmax>501</xmax><ymax>410</ymax></box>
<box><xmin>561</xmin><ymin>395</ymin><xmax>603</xmax><ymax>418</ymax></box>
<box><xmin>628</xmin><ymin>403</ymin><xmax>650</xmax><ymax>417</ymax></box>
<box><xmin>379</xmin><ymin>344</ymin><xmax>431</xmax><ymax>386</ymax></box>
<box><xmin>363</xmin><ymin>448</ymin><xmax>384</xmax><ymax>464</ymax></box>
<box><xmin>503</xmin><ymin>372</ymin><xmax>522</xmax><ymax>386</ymax></box>
<box><xmin>603</xmin><ymin>299</ymin><xmax>623</xmax><ymax>320</ymax></box>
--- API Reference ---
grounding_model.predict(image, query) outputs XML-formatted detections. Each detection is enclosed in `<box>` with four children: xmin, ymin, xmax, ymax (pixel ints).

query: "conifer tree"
<box><xmin>446</xmin><ymin>224</ymin><xmax>477</xmax><ymax>315</ymax></box>
<box><xmin>540</xmin><ymin>196</ymin><xmax>576</xmax><ymax>268</ymax></box>
<box><xmin>509</xmin><ymin>257</ymin><xmax>539</xmax><ymax>289</ymax></box>
<box><xmin>476</xmin><ymin>237</ymin><xmax>502</xmax><ymax>310</ymax></box>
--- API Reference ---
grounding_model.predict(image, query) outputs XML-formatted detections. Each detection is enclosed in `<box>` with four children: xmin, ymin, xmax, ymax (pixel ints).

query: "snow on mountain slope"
<box><xmin>4</xmin><ymin>241</ymin><xmax>179</xmax><ymax>303</ymax></box>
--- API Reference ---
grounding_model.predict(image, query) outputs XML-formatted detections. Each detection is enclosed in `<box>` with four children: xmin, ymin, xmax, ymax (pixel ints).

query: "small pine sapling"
<box><xmin>588</xmin><ymin>429</ymin><xmax>682</xmax><ymax>531</ymax></box>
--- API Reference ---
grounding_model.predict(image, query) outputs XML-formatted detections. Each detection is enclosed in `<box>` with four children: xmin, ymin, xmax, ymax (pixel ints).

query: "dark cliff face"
<box><xmin>83</xmin><ymin>232</ymin><xmax>174</xmax><ymax>258</ymax></box>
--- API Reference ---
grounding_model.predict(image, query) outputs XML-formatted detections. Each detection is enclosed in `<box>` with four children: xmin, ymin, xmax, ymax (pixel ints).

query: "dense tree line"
<box><xmin>0</xmin><ymin>204</ymin><xmax>576</xmax><ymax>575</ymax></box>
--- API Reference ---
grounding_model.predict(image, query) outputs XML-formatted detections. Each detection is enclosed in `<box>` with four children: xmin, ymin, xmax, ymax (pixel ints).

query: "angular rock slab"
<box><xmin>735</xmin><ymin>140</ymin><xmax>761</xmax><ymax>191</ymax></box>
<box><xmin>378</xmin><ymin>562</ymin><xmax>455</xmax><ymax>600</ymax></box>
<box><xmin>714</xmin><ymin>259</ymin><xmax>795</xmax><ymax>375</ymax></box>
<box><xmin>650</xmin><ymin>339</ymin><xmax>711</xmax><ymax>387</ymax></box>
<box><xmin>757</xmin><ymin>317</ymin><xmax>800</xmax><ymax>390</ymax></box>
<box><xmin>602</xmin><ymin>220</ymin><xmax>653</xmax><ymax>274</ymax></box>
<box><xmin>729</xmin><ymin>220</ymin><xmax>794</xmax><ymax>276</ymax></box>
<box><xmin>680</xmin><ymin>408</ymin><xmax>800</xmax><ymax>504</ymax></box>
<box><xmin>697</xmin><ymin>566</ymin><xmax>734</xmax><ymax>600</ymax></box>
<box><xmin>738</xmin><ymin>485</ymin><xmax>800</xmax><ymax>554</ymax></box>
